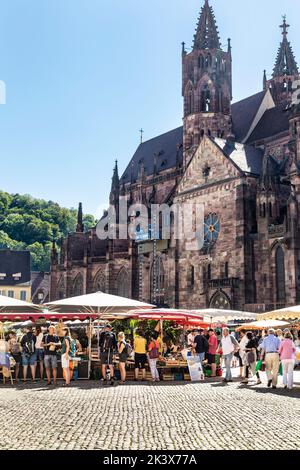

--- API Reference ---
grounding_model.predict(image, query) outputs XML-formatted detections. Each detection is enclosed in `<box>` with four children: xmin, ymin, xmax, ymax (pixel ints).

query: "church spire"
<box><xmin>273</xmin><ymin>16</ymin><xmax>298</xmax><ymax>78</ymax></box>
<box><xmin>109</xmin><ymin>160</ymin><xmax>120</xmax><ymax>206</ymax></box>
<box><xmin>182</xmin><ymin>0</ymin><xmax>232</xmax><ymax>154</ymax></box>
<box><xmin>193</xmin><ymin>0</ymin><xmax>221</xmax><ymax>51</ymax></box>
<box><xmin>76</xmin><ymin>202</ymin><xmax>84</xmax><ymax>233</ymax></box>
<box><xmin>111</xmin><ymin>159</ymin><xmax>119</xmax><ymax>190</ymax></box>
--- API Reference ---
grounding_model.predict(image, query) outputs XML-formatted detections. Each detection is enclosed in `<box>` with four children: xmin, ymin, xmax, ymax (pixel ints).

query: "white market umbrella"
<box><xmin>259</xmin><ymin>305</ymin><xmax>300</xmax><ymax>321</ymax></box>
<box><xmin>0</xmin><ymin>294</ymin><xmax>44</xmax><ymax>319</ymax></box>
<box><xmin>190</xmin><ymin>308</ymin><xmax>257</xmax><ymax>324</ymax></box>
<box><xmin>45</xmin><ymin>291</ymin><xmax>154</xmax><ymax>319</ymax></box>
<box><xmin>236</xmin><ymin>319</ymin><xmax>290</xmax><ymax>331</ymax></box>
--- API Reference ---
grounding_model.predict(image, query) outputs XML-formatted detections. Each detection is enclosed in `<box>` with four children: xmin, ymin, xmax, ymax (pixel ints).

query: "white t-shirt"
<box><xmin>36</xmin><ymin>332</ymin><xmax>44</xmax><ymax>349</ymax></box>
<box><xmin>239</xmin><ymin>335</ymin><xmax>248</xmax><ymax>358</ymax></box>
<box><xmin>222</xmin><ymin>335</ymin><xmax>235</xmax><ymax>355</ymax></box>
<box><xmin>187</xmin><ymin>333</ymin><xmax>195</xmax><ymax>346</ymax></box>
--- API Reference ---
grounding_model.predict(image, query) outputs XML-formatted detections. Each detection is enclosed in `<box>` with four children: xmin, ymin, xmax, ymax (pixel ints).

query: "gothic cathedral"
<box><xmin>51</xmin><ymin>0</ymin><xmax>300</xmax><ymax>313</ymax></box>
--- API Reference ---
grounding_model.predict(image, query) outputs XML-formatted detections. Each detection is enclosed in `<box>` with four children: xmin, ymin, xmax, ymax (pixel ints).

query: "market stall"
<box><xmin>46</xmin><ymin>291</ymin><xmax>154</xmax><ymax>378</ymax></box>
<box><xmin>235</xmin><ymin>319</ymin><xmax>290</xmax><ymax>331</ymax></box>
<box><xmin>125</xmin><ymin>308</ymin><xmax>212</xmax><ymax>381</ymax></box>
<box><xmin>0</xmin><ymin>296</ymin><xmax>45</xmax><ymax>383</ymax></box>
<box><xmin>258</xmin><ymin>305</ymin><xmax>300</xmax><ymax>322</ymax></box>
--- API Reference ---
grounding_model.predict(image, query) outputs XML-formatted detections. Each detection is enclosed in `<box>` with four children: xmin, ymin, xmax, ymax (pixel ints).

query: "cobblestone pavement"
<box><xmin>0</xmin><ymin>369</ymin><xmax>299</xmax><ymax>450</ymax></box>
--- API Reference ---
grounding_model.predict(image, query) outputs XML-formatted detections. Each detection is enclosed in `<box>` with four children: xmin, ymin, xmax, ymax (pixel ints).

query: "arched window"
<box><xmin>207</xmin><ymin>264</ymin><xmax>211</xmax><ymax>281</ymax></box>
<box><xmin>269</xmin><ymin>202</ymin><xmax>273</xmax><ymax>218</ymax></box>
<box><xmin>198</xmin><ymin>55</ymin><xmax>204</xmax><ymax>68</ymax></box>
<box><xmin>73</xmin><ymin>274</ymin><xmax>84</xmax><ymax>297</ymax></box>
<box><xmin>205</xmin><ymin>53</ymin><xmax>212</xmax><ymax>69</ymax></box>
<box><xmin>209</xmin><ymin>291</ymin><xmax>231</xmax><ymax>309</ymax></box>
<box><xmin>187</xmin><ymin>90</ymin><xmax>193</xmax><ymax>114</ymax></box>
<box><xmin>151</xmin><ymin>257</ymin><xmax>165</xmax><ymax>304</ymax></box>
<box><xmin>57</xmin><ymin>277</ymin><xmax>66</xmax><ymax>300</ymax></box>
<box><xmin>224</xmin><ymin>262</ymin><xmax>229</xmax><ymax>278</ymax></box>
<box><xmin>276</xmin><ymin>246</ymin><xmax>286</xmax><ymax>302</ymax></box>
<box><xmin>189</xmin><ymin>265</ymin><xmax>195</xmax><ymax>289</ymax></box>
<box><xmin>117</xmin><ymin>268</ymin><xmax>130</xmax><ymax>298</ymax></box>
<box><xmin>93</xmin><ymin>270</ymin><xmax>106</xmax><ymax>293</ymax></box>
<box><xmin>201</xmin><ymin>85</ymin><xmax>211</xmax><ymax>112</ymax></box>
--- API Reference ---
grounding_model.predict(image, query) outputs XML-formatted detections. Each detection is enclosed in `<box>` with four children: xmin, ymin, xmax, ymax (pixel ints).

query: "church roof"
<box><xmin>246</xmin><ymin>103</ymin><xmax>290</xmax><ymax>143</ymax></box>
<box><xmin>120</xmin><ymin>90</ymin><xmax>283</xmax><ymax>184</ymax></box>
<box><xmin>231</xmin><ymin>91</ymin><xmax>266</xmax><ymax>142</ymax></box>
<box><xmin>213</xmin><ymin>138</ymin><xmax>264</xmax><ymax>176</ymax></box>
<box><xmin>121</xmin><ymin>126</ymin><xmax>183</xmax><ymax>184</ymax></box>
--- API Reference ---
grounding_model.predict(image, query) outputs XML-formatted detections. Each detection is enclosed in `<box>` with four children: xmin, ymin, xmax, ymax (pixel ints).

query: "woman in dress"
<box><xmin>117</xmin><ymin>332</ymin><xmax>128</xmax><ymax>384</ymax></box>
<box><xmin>61</xmin><ymin>327</ymin><xmax>71</xmax><ymax>386</ymax></box>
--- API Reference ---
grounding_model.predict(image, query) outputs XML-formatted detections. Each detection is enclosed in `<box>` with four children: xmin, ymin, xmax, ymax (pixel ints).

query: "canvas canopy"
<box><xmin>45</xmin><ymin>292</ymin><xmax>154</xmax><ymax>318</ymax></box>
<box><xmin>259</xmin><ymin>305</ymin><xmax>300</xmax><ymax>321</ymax></box>
<box><xmin>0</xmin><ymin>294</ymin><xmax>43</xmax><ymax>320</ymax></box>
<box><xmin>236</xmin><ymin>319</ymin><xmax>290</xmax><ymax>331</ymax></box>
<box><xmin>190</xmin><ymin>308</ymin><xmax>257</xmax><ymax>324</ymax></box>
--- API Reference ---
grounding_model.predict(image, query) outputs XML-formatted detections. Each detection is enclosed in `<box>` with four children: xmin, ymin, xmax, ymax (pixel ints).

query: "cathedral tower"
<box><xmin>182</xmin><ymin>0</ymin><xmax>232</xmax><ymax>156</ymax></box>
<box><xmin>265</xmin><ymin>16</ymin><xmax>299</xmax><ymax>105</ymax></box>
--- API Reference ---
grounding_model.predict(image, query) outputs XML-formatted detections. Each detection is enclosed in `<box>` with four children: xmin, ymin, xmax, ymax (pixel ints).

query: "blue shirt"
<box><xmin>261</xmin><ymin>335</ymin><xmax>281</xmax><ymax>353</ymax></box>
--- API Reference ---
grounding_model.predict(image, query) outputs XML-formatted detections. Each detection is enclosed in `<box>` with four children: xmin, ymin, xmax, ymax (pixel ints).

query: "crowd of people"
<box><xmin>1</xmin><ymin>322</ymin><xmax>299</xmax><ymax>389</ymax></box>
<box><xmin>2</xmin><ymin>325</ymin><xmax>83</xmax><ymax>386</ymax></box>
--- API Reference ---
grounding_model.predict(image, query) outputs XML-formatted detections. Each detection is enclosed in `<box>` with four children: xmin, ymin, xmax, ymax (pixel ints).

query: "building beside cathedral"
<box><xmin>50</xmin><ymin>0</ymin><xmax>300</xmax><ymax>313</ymax></box>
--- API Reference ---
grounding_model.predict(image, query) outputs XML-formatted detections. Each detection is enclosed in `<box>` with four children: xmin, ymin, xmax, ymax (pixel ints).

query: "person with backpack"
<box><xmin>21</xmin><ymin>326</ymin><xmax>37</xmax><ymax>383</ymax></box>
<box><xmin>99</xmin><ymin>324</ymin><xmax>117</xmax><ymax>386</ymax></box>
<box><xmin>42</xmin><ymin>325</ymin><xmax>61</xmax><ymax>386</ymax></box>
<box><xmin>219</xmin><ymin>327</ymin><xmax>239</xmax><ymax>383</ymax></box>
<box><xmin>117</xmin><ymin>332</ymin><xmax>131</xmax><ymax>384</ymax></box>
<box><xmin>148</xmin><ymin>333</ymin><xmax>160</xmax><ymax>382</ymax></box>
<box><xmin>7</xmin><ymin>331</ymin><xmax>22</xmax><ymax>382</ymax></box>
<box><xmin>241</xmin><ymin>331</ymin><xmax>261</xmax><ymax>385</ymax></box>
<box><xmin>70</xmin><ymin>332</ymin><xmax>82</xmax><ymax>381</ymax></box>
<box><xmin>193</xmin><ymin>329</ymin><xmax>209</xmax><ymax>363</ymax></box>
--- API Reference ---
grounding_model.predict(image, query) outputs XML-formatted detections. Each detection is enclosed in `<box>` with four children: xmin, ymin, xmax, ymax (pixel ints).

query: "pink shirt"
<box><xmin>279</xmin><ymin>339</ymin><xmax>296</xmax><ymax>360</ymax></box>
<box><xmin>208</xmin><ymin>334</ymin><xmax>218</xmax><ymax>355</ymax></box>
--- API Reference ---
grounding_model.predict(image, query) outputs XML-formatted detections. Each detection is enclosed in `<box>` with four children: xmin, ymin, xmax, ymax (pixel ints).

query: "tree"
<box><xmin>0</xmin><ymin>190</ymin><xmax>96</xmax><ymax>271</ymax></box>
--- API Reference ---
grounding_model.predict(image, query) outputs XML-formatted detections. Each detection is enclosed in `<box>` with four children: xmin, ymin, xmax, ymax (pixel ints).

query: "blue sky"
<box><xmin>0</xmin><ymin>0</ymin><xmax>299</xmax><ymax>217</ymax></box>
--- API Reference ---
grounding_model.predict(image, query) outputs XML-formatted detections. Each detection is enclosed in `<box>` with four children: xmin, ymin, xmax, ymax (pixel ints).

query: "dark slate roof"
<box><xmin>231</xmin><ymin>91</ymin><xmax>266</xmax><ymax>142</ymax></box>
<box><xmin>0</xmin><ymin>249</ymin><xmax>31</xmax><ymax>286</ymax></box>
<box><xmin>213</xmin><ymin>138</ymin><xmax>264</xmax><ymax>176</ymax></box>
<box><xmin>246</xmin><ymin>103</ymin><xmax>290</xmax><ymax>143</ymax></box>
<box><xmin>120</xmin><ymin>91</ymin><xmax>273</xmax><ymax>183</ymax></box>
<box><xmin>121</xmin><ymin>127</ymin><xmax>183</xmax><ymax>184</ymax></box>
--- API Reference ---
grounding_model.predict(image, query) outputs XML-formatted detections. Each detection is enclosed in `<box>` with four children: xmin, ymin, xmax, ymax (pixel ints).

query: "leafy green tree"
<box><xmin>0</xmin><ymin>191</ymin><xmax>96</xmax><ymax>271</ymax></box>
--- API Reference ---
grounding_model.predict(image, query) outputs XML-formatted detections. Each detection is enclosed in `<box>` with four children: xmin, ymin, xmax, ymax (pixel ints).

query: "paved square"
<box><xmin>0</xmin><ymin>370</ymin><xmax>299</xmax><ymax>450</ymax></box>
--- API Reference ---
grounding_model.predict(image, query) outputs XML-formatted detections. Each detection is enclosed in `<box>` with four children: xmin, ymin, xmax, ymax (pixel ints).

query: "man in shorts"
<box><xmin>42</xmin><ymin>325</ymin><xmax>61</xmax><ymax>386</ymax></box>
<box><xmin>99</xmin><ymin>324</ymin><xmax>117</xmax><ymax>385</ymax></box>
<box><xmin>21</xmin><ymin>327</ymin><xmax>37</xmax><ymax>383</ymax></box>
<box><xmin>134</xmin><ymin>330</ymin><xmax>147</xmax><ymax>381</ymax></box>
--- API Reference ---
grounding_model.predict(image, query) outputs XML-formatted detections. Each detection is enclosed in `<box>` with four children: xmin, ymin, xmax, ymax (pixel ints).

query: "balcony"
<box><xmin>208</xmin><ymin>278</ymin><xmax>240</xmax><ymax>289</ymax></box>
<box><xmin>268</xmin><ymin>224</ymin><xmax>285</xmax><ymax>238</ymax></box>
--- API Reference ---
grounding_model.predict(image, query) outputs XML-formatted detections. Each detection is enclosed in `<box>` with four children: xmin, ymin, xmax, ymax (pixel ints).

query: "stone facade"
<box><xmin>50</xmin><ymin>1</ymin><xmax>300</xmax><ymax>313</ymax></box>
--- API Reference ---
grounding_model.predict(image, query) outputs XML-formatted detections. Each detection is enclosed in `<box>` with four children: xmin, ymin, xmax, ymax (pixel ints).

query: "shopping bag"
<box><xmin>255</xmin><ymin>360</ymin><xmax>263</xmax><ymax>372</ymax></box>
<box><xmin>278</xmin><ymin>362</ymin><xmax>283</xmax><ymax>376</ymax></box>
